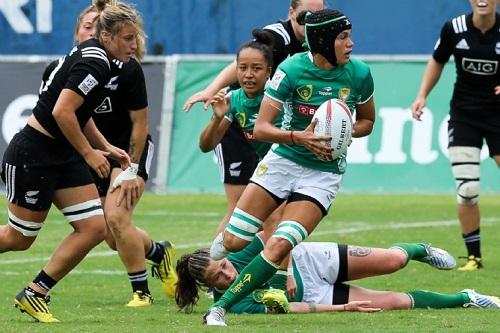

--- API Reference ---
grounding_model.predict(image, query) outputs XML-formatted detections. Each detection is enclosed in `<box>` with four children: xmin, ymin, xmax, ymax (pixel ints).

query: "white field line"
<box><xmin>0</xmin><ymin>217</ymin><xmax>498</xmax><ymax>271</ymax></box>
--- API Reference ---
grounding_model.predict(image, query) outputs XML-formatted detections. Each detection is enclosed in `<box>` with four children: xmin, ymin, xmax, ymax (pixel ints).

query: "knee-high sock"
<box><xmin>212</xmin><ymin>252</ymin><xmax>278</xmax><ymax>310</ymax></box>
<box><xmin>408</xmin><ymin>290</ymin><xmax>468</xmax><ymax>308</ymax></box>
<box><xmin>390</xmin><ymin>243</ymin><xmax>427</xmax><ymax>262</ymax></box>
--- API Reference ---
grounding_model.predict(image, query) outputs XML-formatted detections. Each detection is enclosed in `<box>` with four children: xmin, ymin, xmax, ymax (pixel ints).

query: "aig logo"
<box><xmin>462</xmin><ymin>58</ymin><xmax>498</xmax><ymax>75</ymax></box>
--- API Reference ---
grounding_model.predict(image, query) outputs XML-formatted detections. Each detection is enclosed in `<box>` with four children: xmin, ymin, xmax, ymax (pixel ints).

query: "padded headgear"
<box><xmin>304</xmin><ymin>9</ymin><xmax>352</xmax><ymax>66</ymax></box>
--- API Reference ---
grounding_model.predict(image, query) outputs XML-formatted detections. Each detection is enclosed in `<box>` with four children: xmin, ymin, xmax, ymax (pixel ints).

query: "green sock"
<box><xmin>268</xmin><ymin>269</ymin><xmax>287</xmax><ymax>290</ymax></box>
<box><xmin>212</xmin><ymin>252</ymin><xmax>278</xmax><ymax>310</ymax></box>
<box><xmin>390</xmin><ymin>243</ymin><xmax>427</xmax><ymax>262</ymax></box>
<box><xmin>408</xmin><ymin>290</ymin><xmax>469</xmax><ymax>309</ymax></box>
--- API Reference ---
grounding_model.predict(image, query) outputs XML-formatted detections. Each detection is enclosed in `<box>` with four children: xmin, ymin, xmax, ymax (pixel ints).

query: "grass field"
<box><xmin>0</xmin><ymin>193</ymin><xmax>499</xmax><ymax>332</ymax></box>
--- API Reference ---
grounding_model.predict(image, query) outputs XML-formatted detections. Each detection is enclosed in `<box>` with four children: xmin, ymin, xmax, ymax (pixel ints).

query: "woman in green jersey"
<box><xmin>204</xmin><ymin>9</ymin><xmax>376</xmax><ymax>326</ymax></box>
<box><xmin>199</xmin><ymin>29</ymin><xmax>283</xmax><ymax>238</ymax></box>
<box><xmin>177</xmin><ymin>233</ymin><xmax>498</xmax><ymax>314</ymax></box>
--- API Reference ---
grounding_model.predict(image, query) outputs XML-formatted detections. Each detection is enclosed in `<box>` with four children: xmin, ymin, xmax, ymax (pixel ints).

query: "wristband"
<box><xmin>287</xmin><ymin>267</ymin><xmax>294</xmax><ymax>276</ymax></box>
<box><xmin>290</xmin><ymin>131</ymin><xmax>295</xmax><ymax>144</ymax></box>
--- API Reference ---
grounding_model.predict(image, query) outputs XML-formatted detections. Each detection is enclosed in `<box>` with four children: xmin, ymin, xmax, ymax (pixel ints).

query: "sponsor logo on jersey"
<box><xmin>94</xmin><ymin>97</ymin><xmax>112</xmax><ymax>113</ymax></box>
<box><xmin>296</xmin><ymin>103</ymin><xmax>317</xmax><ymax>116</ymax></box>
<box><xmin>229</xmin><ymin>162</ymin><xmax>242</xmax><ymax>177</ymax></box>
<box><xmin>495</xmin><ymin>42</ymin><xmax>500</xmax><ymax>55</ymax></box>
<box><xmin>25</xmin><ymin>190</ymin><xmax>39</xmax><ymax>205</ymax></box>
<box><xmin>319</xmin><ymin>86</ymin><xmax>333</xmax><ymax>96</ymax></box>
<box><xmin>338</xmin><ymin>88</ymin><xmax>351</xmax><ymax>101</ymax></box>
<box><xmin>296</xmin><ymin>85</ymin><xmax>313</xmax><ymax>101</ymax></box>
<box><xmin>78</xmin><ymin>73</ymin><xmax>99</xmax><ymax>95</ymax></box>
<box><xmin>269</xmin><ymin>69</ymin><xmax>286</xmax><ymax>90</ymax></box>
<box><xmin>462</xmin><ymin>58</ymin><xmax>498</xmax><ymax>75</ymax></box>
<box><xmin>455</xmin><ymin>38</ymin><xmax>470</xmax><ymax>50</ymax></box>
<box><xmin>105</xmin><ymin>76</ymin><xmax>119</xmax><ymax>90</ymax></box>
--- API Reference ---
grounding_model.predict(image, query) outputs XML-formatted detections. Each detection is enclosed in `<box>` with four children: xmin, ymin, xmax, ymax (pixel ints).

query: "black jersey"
<box><xmin>35</xmin><ymin>38</ymin><xmax>111</xmax><ymax>143</ymax></box>
<box><xmin>263</xmin><ymin>20</ymin><xmax>304</xmax><ymax>75</ymax></box>
<box><xmin>91</xmin><ymin>58</ymin><xmax>148</xmax><ymax>149</ymax></box>
<box><xmin>42</xmin><ymin>57</ymin><xmax>148</xmax><ymax>150</ymax></box>
<box><xmin>433</xmin><ymin>13</ymin><xmax>500</xmax><ymax>116</ymax></box>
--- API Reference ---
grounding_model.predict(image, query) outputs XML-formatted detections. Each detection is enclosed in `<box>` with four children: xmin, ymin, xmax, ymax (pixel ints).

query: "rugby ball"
<box><xmin>312</xmin><ymin>98</ymin><xmax>353</xmax><ymax>160</ymax></box>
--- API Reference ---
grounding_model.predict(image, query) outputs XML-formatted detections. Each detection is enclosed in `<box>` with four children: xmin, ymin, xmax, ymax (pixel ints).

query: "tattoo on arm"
<box><xmin>128</xmin><ymin>141</ymin><xmax>138</xmax><ymax>163</ymax></box>
<box><xmin>348</xmin><ymin>246</ymin><xmax>371</xmax><ymax>257</ymax></box>
<box><xmin>308</xmin><ymin>303</ymin><xmax>317</xmax><ymax>313</ymax></box>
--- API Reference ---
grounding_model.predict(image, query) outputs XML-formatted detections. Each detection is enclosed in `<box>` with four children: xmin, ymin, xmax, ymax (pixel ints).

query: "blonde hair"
<box><xmin>94</xmin><ymin>0</ymin><xmax>147</xmax><ymax>60</ymax></box>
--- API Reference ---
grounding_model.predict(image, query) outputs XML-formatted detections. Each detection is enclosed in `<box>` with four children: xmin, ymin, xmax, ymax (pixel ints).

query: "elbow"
<box><xmin>253</xmin><ymin>126</ymin><xmax>265</xmax><ymax>141</ymax></box>
<box><xmin>199</xmin><ymin>139</ymin><xmax>215</xmax><ymax>153</ymax></box>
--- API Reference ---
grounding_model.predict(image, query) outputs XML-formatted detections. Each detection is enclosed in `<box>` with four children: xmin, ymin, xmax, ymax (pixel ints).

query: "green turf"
<box><xmin>0</xmin><ymin>193</ymin><xmax>499</xmax><ymax>332</ymax></box>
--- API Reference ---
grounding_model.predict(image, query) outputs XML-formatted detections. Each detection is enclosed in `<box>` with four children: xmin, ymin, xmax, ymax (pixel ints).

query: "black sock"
<box><xmin>128</xmin><ymin>270</ymin><xmax>149</xmax><ymax>294</ymax></box>
<box><xmin>32</xmin><ymin>270</ymin><xmax>57</xmax><ymax>293</ymax></box>
<box><xmin>462</xmin><ymin>228</ymin><xmax>481</xmax><ymax>258</ymax></box>
<box><xmin>145</xmin><ymin>241</ymin><xmax>165</xmax><ymax>265</ymax></box>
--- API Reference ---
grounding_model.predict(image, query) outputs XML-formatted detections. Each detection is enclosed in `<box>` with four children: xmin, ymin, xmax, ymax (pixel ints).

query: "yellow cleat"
<box><xmin>14</xmin><ymin>290</ymin><xmax>59</xmax><ymax>323</ymax></box>
<box><xmin>261</xmin><ymin>288</ymin><xmax>289</xmax><ymax>313</ymax></box>
<box><xmin>458</xmin><ymin>256</ymin><xmax>483</xmax><ymax>272</ymax></box>
<box><xmin>151</xmin><ymin>240</ymin><xmax>178</xmax><ymax>298</ymax></box>
<box><xmin>126</xmin><ymin>291</ymin><xmax>154</xmax><ymax>307</ymax></box>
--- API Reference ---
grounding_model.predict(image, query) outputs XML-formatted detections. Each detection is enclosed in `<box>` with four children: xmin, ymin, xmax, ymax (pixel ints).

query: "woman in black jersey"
<box><xmin>63</xmin><ymin>3</ymin><xmax>178</xmax><ymax>306</ymax></box>
<box><xmin>0</xmin><ymin>0</ymin><xmax>145</xmax><ymax>323</ymax></box>
<box><xmin>183</xmin><ymin>0</ymin><xmax>325</xmax><ymax>237</ymax></box>
<box><xmin>411</xmin><ymin>0</ymin><xmax>500</xmax><ymax>272</ymax></box>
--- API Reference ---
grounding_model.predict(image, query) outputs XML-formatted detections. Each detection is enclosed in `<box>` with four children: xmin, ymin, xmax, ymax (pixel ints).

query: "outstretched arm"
<box><xmin>411</xmin><ymin>58</ymin><xmax>445</xmax><ymax>121</ymax></box>
<box><xmin>183</xmin><ymin>60</ymin><xmax>238</xmax><ymax>112</ymax></box>
<box><xmin>288</xmin><ymin>301</ymin><xmax>381</xmax><ymax>313</ymax></box>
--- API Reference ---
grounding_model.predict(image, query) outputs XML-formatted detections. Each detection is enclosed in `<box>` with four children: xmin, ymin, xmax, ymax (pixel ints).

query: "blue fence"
<box><xmin>1</xmin><ymin>0</ymin><xmax>473</xmax><ymax>55</ymax></box>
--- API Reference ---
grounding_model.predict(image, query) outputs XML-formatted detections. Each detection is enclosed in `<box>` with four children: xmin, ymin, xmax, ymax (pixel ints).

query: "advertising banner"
<box><xmin>168</xmin><ymin>58</ymin><xmax>500</xmax><ymax>193</ymax></box>
<box><xmin>0</xmin><ymin>59</ymin><xmax>165</xmax><ymax>191</ymax></box>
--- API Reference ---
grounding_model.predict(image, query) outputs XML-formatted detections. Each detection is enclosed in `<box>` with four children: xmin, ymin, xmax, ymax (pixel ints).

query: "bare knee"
<box><xmin>72</xmin><ymin>217</ymin><xmax>107</xmax><ymax>243</ymax></box>
<box><xmin>385</xmin><ymin>292</ymin><xmax>412</xmax><ymax>310</ymax></box>
<box><xmin>0</xmin><ymin>225</ymin><xmax>37</xmax><ymax>251</ymax></box>
<box><xmin>223</xmin><ymin>232</ymin><xmax>248</xmax><ymax>252</ymax></box>
<box><xmin>264</xmin><ymin>237</ymin><xmax>291</xmax><ymax>263</ymax></box>
<box><xmin>386</xmin><ymin>249</ymin><xmax>408</xmax><ymax>272</ymax></box>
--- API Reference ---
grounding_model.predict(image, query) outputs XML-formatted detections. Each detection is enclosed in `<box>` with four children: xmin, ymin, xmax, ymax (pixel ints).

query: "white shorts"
<box><xmin>250</xmin><ymin>151</ymin><xmax>343</xmax><ymax>212</ymax></box>
<box><xmin>292</xmin><ymin>242</ymin><xmax>340</xmax><ymax>304</ymax></box>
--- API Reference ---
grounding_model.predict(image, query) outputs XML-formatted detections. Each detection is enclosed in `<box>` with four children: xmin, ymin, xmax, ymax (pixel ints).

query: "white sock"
<box><xmin>210</xmin><ymin>232</ymin><xmax>229</xmax><ymax>260</ymax></box>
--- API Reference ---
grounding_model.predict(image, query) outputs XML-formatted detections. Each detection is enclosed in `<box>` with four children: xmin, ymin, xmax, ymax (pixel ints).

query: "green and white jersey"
<box><xmin>226</xmin><ymin>88</ymin><xmax>282</xmax><ymax>160</ymax></box>
<box><xmin>265</xmin><ymin>51</ymin><xmax>374</xmax><ymax>173</ymax></box>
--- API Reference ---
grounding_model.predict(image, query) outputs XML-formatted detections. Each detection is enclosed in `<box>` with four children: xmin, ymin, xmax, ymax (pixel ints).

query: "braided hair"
<box><xmin>175</xmin><ymin>249</ymin><xmax>211</xmax><ymax>313</ymax></box>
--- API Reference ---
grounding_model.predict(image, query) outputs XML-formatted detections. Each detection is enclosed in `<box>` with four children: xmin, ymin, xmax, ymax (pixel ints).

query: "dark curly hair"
<box><xmin>175</xmin><ymin>249</ymin><xmax>211</xmax><ymax>313</ymax></box>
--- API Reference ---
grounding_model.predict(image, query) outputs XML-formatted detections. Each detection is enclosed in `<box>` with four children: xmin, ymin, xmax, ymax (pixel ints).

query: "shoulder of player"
<box><xmin>442</xmin><ymin>13</ymin><xmax>472</xmax><ymax>35</ymax></box>
<box><xmin>112</xmin><ymin>57</ymin><xmax>144</xmax><ymax>78</ymax></box>
<box><xmin>346</xmin><ymin>57</ymin><xmax>371</xmax><ymax>76</ymax></box>
<box><xmin>263</xmin><ymin>20</ymin><xmax>292</xmax><ymax>46</ymax></box>
<box><xmin>76</xmin><ymin>39</ymin><xmax>111</xmax><ymax>71</ymax></box>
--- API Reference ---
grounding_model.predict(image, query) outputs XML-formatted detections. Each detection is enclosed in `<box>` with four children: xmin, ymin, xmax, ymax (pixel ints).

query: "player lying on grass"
<box><xmin>176</xmin><ymin>232</ymin><xmax>500</xmax><ymax>314</ymax></box>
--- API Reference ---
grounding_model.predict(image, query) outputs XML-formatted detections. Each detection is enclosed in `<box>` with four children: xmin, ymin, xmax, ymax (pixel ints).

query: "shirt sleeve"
<box><xmin>264</xmin><ymin>23</ymin><xmax>290</xmax><ymax>68</ymax></box>
<box><xmin>432</xmin><ymin>21</ymin><xmax>454</xmax><ymax>64</ymax></box>
<box><xmin>65</xmin><ymin>57</ymin><xmax>109</xmax><ymax>98</ymax></box>
<box><xmin>264</xmin><ymin>64</ymin><xmax>293</xmax><ymax>104</ymax></box>
<box><xmin>123</xmin><ymin>61</ymin><xmax>148</xmax><ymax>111</ymax></box>
<box><xmin>358</xmin><ymin>68</ymin><xmax>374</xmax><ymax>104</ymax></box>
